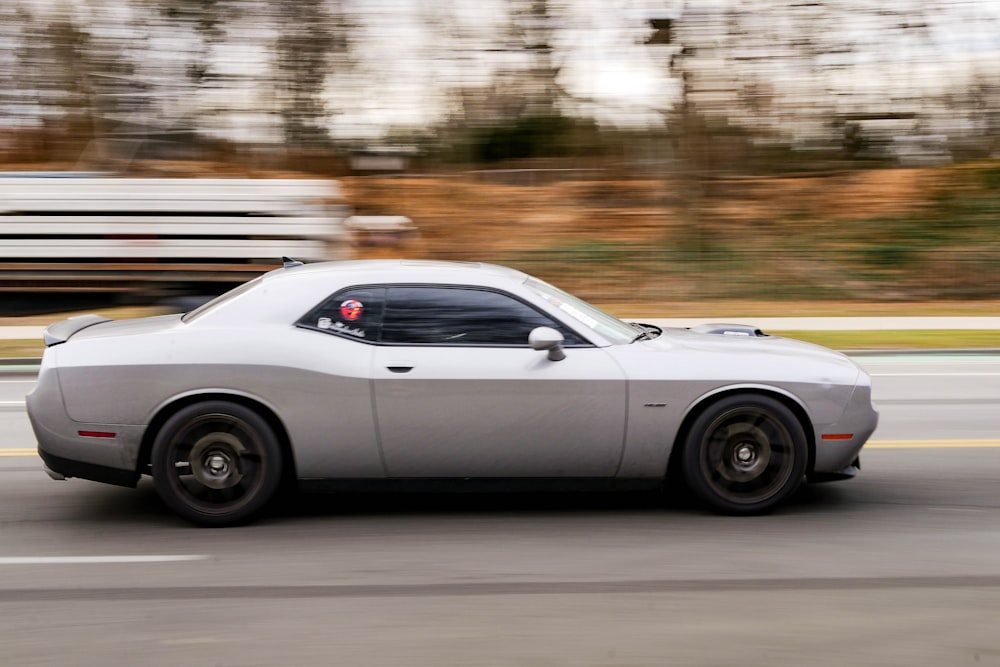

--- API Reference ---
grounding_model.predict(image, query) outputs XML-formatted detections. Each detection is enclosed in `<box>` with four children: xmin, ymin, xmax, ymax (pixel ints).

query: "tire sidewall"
<box><xmin>681</xmin><ymin>394</ymin><xmax>807</xmax><ymax>515</ymax></box>
<box><xmin>151</xmin><ymin>400</ymin><xmax>282</xmax><ymax>527</ymax></box>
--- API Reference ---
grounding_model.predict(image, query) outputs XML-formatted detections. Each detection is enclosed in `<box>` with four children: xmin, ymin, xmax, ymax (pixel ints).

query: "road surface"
<box><xmin>0</xmin><ymin>354</ymin><xmax>998</xmax><ymax>666</ymax></box>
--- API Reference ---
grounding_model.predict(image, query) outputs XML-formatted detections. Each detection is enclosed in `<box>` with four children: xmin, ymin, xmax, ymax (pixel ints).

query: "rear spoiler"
<box><xmin>42</xmin><ymin>314</ymin><xmax>112</xmax><ymax>347</ymax></box>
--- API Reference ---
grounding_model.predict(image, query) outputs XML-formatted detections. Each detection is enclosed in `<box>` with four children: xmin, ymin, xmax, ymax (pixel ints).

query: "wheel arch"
<box><xmin>138</xmin><ymin>392</ymin><xmax>296</xmax><ymax>486</ymax></box>
<box><xmin>666</xmin><ymin>386</ymin><xmax>816</xmax><ymax>479</ymax></box>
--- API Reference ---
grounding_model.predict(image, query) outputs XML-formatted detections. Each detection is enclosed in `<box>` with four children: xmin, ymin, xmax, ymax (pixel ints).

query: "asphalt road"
<box><xmin>1</xmin><ymin>355</ymin><xmax>999</xmax><ymax>666</ymax></box>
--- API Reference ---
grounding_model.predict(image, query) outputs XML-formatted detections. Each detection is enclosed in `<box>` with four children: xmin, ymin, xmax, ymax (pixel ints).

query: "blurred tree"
<box><xmin>159</xmin><ymin>0</ymin><xmax>229</xmax><ymax>88</ymax></box>
<box><xmin>657</xmin><ymin>0</ymin><xmax>980</xmax><ymax>160</ymax></box>
<box><xmin>504</xmin><ymin>0</ymin><xmax>562</xmax><ymax>117</ymax></box>
<box><xmin>416</xmin><ymin>3</ymin><xmax>489</xmax><ymax>161</ymax></box>
<box><xmin>967</xmin><ymin>76</ymin><xmax>1000</xmax><ymax>155</ymax></box>
<box><xmin>11</xmin><ymin>8</ymin><xmax>94</xmax><ymax>159</ymax></box>
<box><xmin>272</xmin><ymin>0</ymin><xmax>353</xmax><ymax>148</ymax></box>
<box><xmin>3</xmin><ymin>0</ymin><xmax>999</xmax><ymax>166</ymax></box>
<box><xmin>21</xmin><ymin>5</ymin><xmax>145</xmax><ymax>166</ymax></box>
<box><xmin>418</xmin><ymin>0</ymin><xmax>593</xmax><ymax>163</ymax></box>
<box><xmin>142</xmin><ymin>0</ymin><xmax>253</xmax><ymax>154</ymax></box>
<box><xmin>0</xmin><ymin>4</ymin><xmax>40</xmax><ymax>160</ymax></box>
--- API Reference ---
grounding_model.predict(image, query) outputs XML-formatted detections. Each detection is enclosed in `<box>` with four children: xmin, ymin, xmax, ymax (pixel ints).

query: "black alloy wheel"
<box><xmin>151</xmin><ymin>401</ymin><xmax>283</xmax><ymax>526</ymax></box>
<box><xmin>681</xmin><ymin>394</ymin><xmax>807</xmax><ymax>515</ymax></box>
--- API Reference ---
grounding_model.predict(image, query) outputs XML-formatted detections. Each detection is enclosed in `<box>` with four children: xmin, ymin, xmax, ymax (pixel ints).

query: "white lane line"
<box><xmin>0</xmin><ymin>380</ymin><xmax>36</xmax><ymax>384</ymax></box>
<box><xmin>0</xmin><ymin>400</ymin><xmax>25</xmax><ymax>406</ymax></box>
<box><xmin>0</xmin><ymin>555</ymin><xmax>208</xmax><ymax>565</ymax></box>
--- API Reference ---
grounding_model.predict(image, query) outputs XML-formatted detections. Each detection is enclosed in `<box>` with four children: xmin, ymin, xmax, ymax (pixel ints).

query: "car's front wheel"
<box><xmin>681</xmin><ymin>394</ymin><xmax>807</xmax><ymax>515</ymax></box>
<box><xmin>151</xmin><ymin>401</ymin><xmax>283</xmax><ymax>526</ymax></box>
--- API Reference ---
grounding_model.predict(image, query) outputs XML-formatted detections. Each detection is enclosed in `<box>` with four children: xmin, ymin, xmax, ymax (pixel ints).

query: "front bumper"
<box><xmin>808</xmin><ymin>457</ymin><xmax>860</xmax><ymax>483</ymax></box>
<box><xmin>810</xmin><ymin>382</ymin><xmax>879</xmax><ymax>477</ymax></box>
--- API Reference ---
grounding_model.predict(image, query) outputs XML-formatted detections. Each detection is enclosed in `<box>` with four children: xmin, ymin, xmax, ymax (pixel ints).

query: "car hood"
<box><xmin>614</xmin><ymin>326</ymin><xmax>863</xmax><ymax>386</ymax></box>
<box><xmin>664</xmin><ymin>325</ymin><xmax>850</xmax><ymax>359</ymax></box>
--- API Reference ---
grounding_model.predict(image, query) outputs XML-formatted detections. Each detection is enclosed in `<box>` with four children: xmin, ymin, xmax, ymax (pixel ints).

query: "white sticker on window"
<box><xmin>333</xmin><ymin>321</ymin><xmax>366</xmax><ymax>338</ymax></box>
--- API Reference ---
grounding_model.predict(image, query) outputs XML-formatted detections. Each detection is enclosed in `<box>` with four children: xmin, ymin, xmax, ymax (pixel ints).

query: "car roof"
<box><xmin>185</xmin><ymin>259</ymin><xmax>538</xmax><ymax>328</ymax></box>
<box><xmin>262</xmin><ymin>259</ymin><xmax>529</xmax><ymax>288</ymax></box>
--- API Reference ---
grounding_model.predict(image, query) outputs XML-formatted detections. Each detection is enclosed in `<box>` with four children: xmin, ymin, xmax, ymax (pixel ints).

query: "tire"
<box><xmin>681</xmin><ymin>394</ymin><xmax>807</xmax><ymax>515</ymax></box>
<box><xmin>151</xmin><ymin>401</ymin><xmax>283</xmax><ymax>527</ymax></box>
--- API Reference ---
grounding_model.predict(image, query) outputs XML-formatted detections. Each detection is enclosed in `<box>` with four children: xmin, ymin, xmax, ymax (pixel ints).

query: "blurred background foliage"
<box><xmin>1</xmin><ymin>0</ymin><xmax>999</xmax><ymax>303</ymax></box>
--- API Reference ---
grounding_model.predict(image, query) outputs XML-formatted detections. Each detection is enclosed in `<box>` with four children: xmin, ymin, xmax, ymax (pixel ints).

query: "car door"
<box><xmin>371</xmin><ymin>285</ymin><xmax>628</xmax><ymax>478</ymax></box>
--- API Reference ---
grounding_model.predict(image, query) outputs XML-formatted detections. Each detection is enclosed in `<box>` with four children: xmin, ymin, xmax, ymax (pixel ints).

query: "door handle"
<box><xmin>386</xmin><ymin>365</ymin><xmax>414</xmax><ymax>373</ymax></box>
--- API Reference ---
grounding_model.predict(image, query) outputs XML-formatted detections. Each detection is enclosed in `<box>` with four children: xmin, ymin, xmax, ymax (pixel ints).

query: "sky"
<box><xmin>329</xmin><ymin>0</ymin><xmax>1000</xmax><ymax>139</ymax></box>
<box><xmin>5</xmin><ymin>0</ymin><xmax>1000</xmax><ymax>141</ymax></box>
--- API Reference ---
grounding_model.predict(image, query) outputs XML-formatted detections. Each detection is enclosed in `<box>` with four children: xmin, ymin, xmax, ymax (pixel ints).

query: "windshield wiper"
<box><xmin>629</xmin><ymin>322</ymin><xmax>662</xmax><ymax>343</ymax></box>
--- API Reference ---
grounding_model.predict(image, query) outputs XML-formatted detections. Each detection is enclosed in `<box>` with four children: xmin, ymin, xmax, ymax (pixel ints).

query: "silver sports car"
<box><xmin>28</xmin><ymin>259</ymin><xmax>878</xmax><ymax>526</ymax></box>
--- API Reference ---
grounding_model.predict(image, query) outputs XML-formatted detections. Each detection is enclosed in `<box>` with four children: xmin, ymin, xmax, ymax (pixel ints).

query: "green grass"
<box><xmin>771</xmin><ymin>330</ymin><xmax>1000</xmax><ymax>350</ymax></box>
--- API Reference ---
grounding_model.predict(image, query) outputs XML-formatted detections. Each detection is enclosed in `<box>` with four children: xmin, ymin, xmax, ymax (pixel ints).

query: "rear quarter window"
<box><xmin>296</xmin><ymin>286</ymin><xmax>385</xmax><ymax>343</ymax></box>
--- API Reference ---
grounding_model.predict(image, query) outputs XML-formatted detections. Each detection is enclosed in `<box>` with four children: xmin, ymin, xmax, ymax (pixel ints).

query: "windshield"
<box><xmin>524</xmin><ymin>277</ymin><xmax>637</xmax><ymax>345</ymax></box>
<box><xmin>181</xmin><ymin>276</ymin><xmax>264</xmax><ymax>323</ymax></box>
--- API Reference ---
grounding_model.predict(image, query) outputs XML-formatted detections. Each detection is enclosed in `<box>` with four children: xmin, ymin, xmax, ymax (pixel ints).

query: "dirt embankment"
<box><xmin>340</xmin><ymin>161</ymin><xmax>1000</xmax><ymax>304</ymax></box>
<box><xmin>344</xmin><ymin>167</ymin><xmax>954</xmax><ymax>260</ymax></box>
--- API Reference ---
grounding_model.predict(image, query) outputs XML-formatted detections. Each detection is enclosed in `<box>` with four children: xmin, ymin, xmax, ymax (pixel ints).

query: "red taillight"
<box><xmin>821</xmin><ymin>433</ymin><xmax>853</xmax><ymax>440</ymax></box>
<box><xmin>78</xmin><ymin>431</ymin><xmax>116</xmax><ymax>438</ymax></box>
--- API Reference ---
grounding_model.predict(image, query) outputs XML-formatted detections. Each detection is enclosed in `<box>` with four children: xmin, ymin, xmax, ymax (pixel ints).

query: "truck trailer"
<box><xmin>0</xmin><ymin>175</ymin><xmax>350</xmax><ymax>314</ymax></box>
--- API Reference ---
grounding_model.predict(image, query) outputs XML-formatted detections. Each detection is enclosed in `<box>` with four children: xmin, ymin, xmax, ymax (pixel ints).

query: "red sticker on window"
<box><xmin>340</xmin><ymin>299</ymin><xmax>364</xmax><ymax>321</ymax></box>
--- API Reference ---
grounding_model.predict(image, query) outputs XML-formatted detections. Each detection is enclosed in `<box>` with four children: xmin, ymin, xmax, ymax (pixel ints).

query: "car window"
<box><xmin>380</xmin><ymin>286</ymin><xmax>583</xmax><ymax>346</ymax></box>
<box><xmin>296</xmin><ymin>287</ymin><xmax>385</xmax><ymax>342</ymax></box>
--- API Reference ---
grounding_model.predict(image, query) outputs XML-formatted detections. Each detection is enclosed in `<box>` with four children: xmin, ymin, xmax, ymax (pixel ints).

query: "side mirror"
<box><xmin>529</xmin><ymin>326</ymin><xmax>566</xmax><ymax>361</ymax></box>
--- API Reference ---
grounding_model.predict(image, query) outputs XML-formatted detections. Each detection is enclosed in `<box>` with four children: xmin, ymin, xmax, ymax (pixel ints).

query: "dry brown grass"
<box><xmin>341</xmin><ymin>165</ymin><xmax>986</xmax><ymax>265</ymax></box>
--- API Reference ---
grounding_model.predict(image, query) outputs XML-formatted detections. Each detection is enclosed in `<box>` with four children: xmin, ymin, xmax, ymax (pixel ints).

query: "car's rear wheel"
<box><xmin>151</xmin><ymin>401</ymin><xmax>282</xmax><ymax>526</ymax></box>
<box><xmin>681</xmin><ymin>394</ymin><xmax>807</xmax><ymax>515</ymax></box>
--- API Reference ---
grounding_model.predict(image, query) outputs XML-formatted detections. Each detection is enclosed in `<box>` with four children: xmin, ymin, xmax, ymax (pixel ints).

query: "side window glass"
<box><xmin>381</xmin><ymin>287</ymin><xmax>582</xmax><ymax>346</ymax></box>
<box><xmin>297</xmin><ymin>287</ymin><xmax>385</xmax><ymax>343</ymax></box>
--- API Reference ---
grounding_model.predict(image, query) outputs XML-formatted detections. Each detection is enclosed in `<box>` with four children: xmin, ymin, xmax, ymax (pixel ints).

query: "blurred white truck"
<box><xmin>0</xmin><ymin>175</ymin><xmax>350</xmax><ymax>314</ymax></box>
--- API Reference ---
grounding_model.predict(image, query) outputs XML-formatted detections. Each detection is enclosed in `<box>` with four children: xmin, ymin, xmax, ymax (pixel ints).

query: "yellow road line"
<box><xmin>0</xmin><ymin>448</ymin><xmax>38</xmax><ymax>457</ymax></box>
<box><xmin>867</xmin><ymin>439</ymin><xmax>1000</xmax><ymax>449</ymax></box>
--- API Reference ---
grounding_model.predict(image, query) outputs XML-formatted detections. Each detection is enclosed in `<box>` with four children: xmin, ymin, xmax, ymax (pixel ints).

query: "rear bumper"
<box><xmin>38</xmin><ymin>448</ymin><xmax>139</xmax><ymax>488</ymax></box>
<box><xmin>27</xmin><ymin>360</ymin><xmax>144</xmax><ymax>487</ymax></box>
